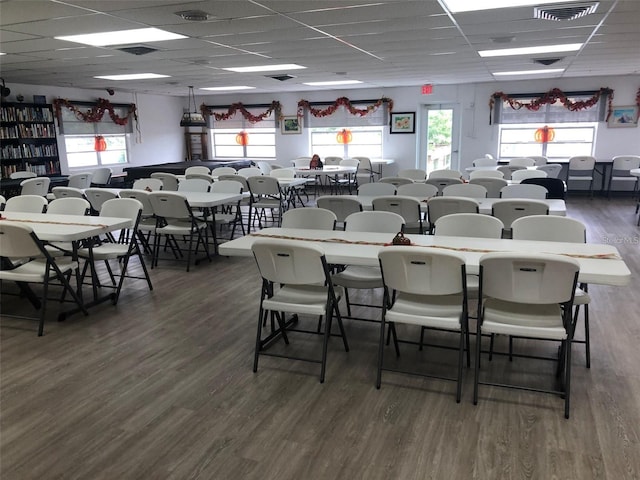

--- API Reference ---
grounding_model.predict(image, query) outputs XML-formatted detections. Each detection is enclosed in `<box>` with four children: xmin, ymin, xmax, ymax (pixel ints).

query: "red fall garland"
<box><xmin>201</xmin><ymin>101</ymin><xmax>281</xmax><ymax>123</ymax></box>
<box><xmin>53</xmin><ymin>98</ymin><xmax>137</xmax><ymax>126</ymax></box>
<box><xmin>297</xmin><ymin>96</ymin><xmax>394</xmax><ymax>118</ymax></box>
<box><xmin>489</xmin><ymin>87</ymin><xmax>614</xmax><ymax>123</ymax></box>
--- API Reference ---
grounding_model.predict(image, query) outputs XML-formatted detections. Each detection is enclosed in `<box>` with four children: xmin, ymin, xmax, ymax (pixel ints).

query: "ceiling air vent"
<box><xmin>116</xmin><ymin>45</ymin><xmax>157</xmax><ymax>55</ymax></box>
<box><xmin>175</xmin><ymin>10</ymin><xmax>211</xmax><ymax>21</ymax></box>
<box><xmin>268</xmin><ymin>74</ymin><xmax>296</xmax><ymax>81</ymax></box>
<box><xmin>534</xmin><ymin>2</ymin><xmax>598</xmax><ymax>21</ymax></box>
<box><xmin>533</xmin><ymin>57</ymin><xmax>563</xmax><ymax>65</ymax></box>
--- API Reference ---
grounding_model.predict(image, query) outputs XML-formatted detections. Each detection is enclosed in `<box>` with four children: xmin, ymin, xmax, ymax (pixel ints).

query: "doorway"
<box><xmin>419</xmin><ymin>104</ymin><xmax>460</xmax><ymax>173</ymax></box>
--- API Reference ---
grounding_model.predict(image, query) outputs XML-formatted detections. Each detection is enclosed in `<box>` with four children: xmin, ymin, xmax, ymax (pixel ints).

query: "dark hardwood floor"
<box><xmin>2</xmin><ymin>196</ymin><xmax>639</xmax><ymax>479</ymax></box>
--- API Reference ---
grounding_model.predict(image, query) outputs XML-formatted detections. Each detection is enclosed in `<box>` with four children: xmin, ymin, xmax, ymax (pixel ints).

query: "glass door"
<box><xmin>419</xmin><ymin>104</ymin><xmax>460</xmax><ymax>173</ymax></box>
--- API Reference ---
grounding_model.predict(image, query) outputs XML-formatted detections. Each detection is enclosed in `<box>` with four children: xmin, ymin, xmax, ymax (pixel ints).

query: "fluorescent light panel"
<box><xmin>442</xmin><ymin>0</ymin><xmax>572</xmax><ymax>13</ymax></box>
<box><xmin>94</xmin><ymin>73</ymin><xmax>170</xmax><ymax>80</ymax></box>
<box><xmin>479</xmin><ymin>43</ymin><xmax>582</xmax><ymax>57</ymax></box>
<box><xmin>200</xmin><ymin>86</ymin><xmax>256</xmax><ymax>91</ymax></box>
<box><xmin>493</xmin><ymin>69</ymin><xmax>565</xmax><ymax>76</ymax></box>
<box><xmin>303</xmin><ymin>80</ymin><xmax>363</xmax><ymax>86</ymax></box>
<box><xmin>56</xmin><ymin>28</ymin><xmax>186</xmax><ymax>47</ymax></box>
<box><xmin>223</xmin><ymin>64</ymin><xmax>306</xmax><ymax>73</ymax></box>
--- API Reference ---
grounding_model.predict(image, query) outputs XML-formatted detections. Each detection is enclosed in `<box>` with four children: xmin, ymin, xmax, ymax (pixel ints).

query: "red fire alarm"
<box><xmin>421</xmin><ymin>84</ymin><xmax>433</xmax><ymax>95</ymax></box>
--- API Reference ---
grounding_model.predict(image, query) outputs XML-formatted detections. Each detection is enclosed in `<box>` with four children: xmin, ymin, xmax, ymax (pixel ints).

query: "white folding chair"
<box><xmin>429</xmin><ymin>169</ymin><xmax>462</xmax><ymax>179</ymax></box>
<box><xmin>426</xmin><ymin>197</ymin><xmax>479</xmax><ymax>234</ymax></box>
<box><xmin>5</xmin><ymin>195</ymin><xmax>48</xmax><ymax>213</ymax></box>
<box><xmin>397</xmin><ymin>169</ymin><xmax>427</xmax><ymax>182</ymax></box>
<box><xmin>469</xmin><ymin>178</ymin><xmax>508</xmax><ymax>198</ymax></box>
<box><xmin>425</xmin><ymin>177</ymin><xmax>463</xmax><ymax>195</ymax></box>
<box><xmin>358</xmin><ymin>182</ymin><xmax>397</xmax><ymax>196</ymax></box>
<box><xmin>536</xmin><ymin>164</ymin><xmax>563</xmax><ymax>179</ymax></box>
<box><xmin>372</xmin><ymin>196</ymin><xmax>423</xmax><ymax>233</ymax></box>
<box><xmin>90</xmin><ymin>167</ymin><xmax>112</xmax><ymax>186</ymax></box>
<box><xmin>67</xmin><ymin>172</ymin><xmax>93</xmax><ymax>189</ymax></box>
<box><xmin>472</xmin><ymin>158</ymin><xmax>498</xmax><ymax>167</ymax></box>
<box><xmin>509</xmin><ymin>157</ymin><xmax>536</xmax><ymax>167</ymax></box>
<box><xmin>469</xmin><ymin>169</ymin><xmax>504</xmax><ymax>179</ymax></box>
<box><xmin>51</xmin><ymin>186</ymin><xmax>85</xmax><ymax>199</ymax></box>
<box><xmin>247</xmin><ymin>176</ymin><xmax>285</xmax><ymax>233</ymax></box>
<box><xmin>150</xmin><ymin>172</ymin><xmax>180</xmax><ymax>191</ymax></box>
<box><xmin>500</xmin><ymin>184</ymin><xmax>548</xmax><ymax>199</ymax></box>
<box><xmin>316</xmin><ymin>196</ymin><xmax>363</xmax><ymax>230</ymax></box>
<box><xmin>442</xmin><ymin>183</ymin><xmax>488</xmax><ymax>198</ymax></box>
<box><xmin>491</xmin><ymin>199</ymin><xmax>549</xmax><ymax>237</ymax></box>
<box><xmin>20</xmin><ymin>177</ymin><xmax>50</xmax><ymax>196</ymax></box>
<box><xmin>378</xmin><ymin>176</ymin><xmax>414</xmax><ymax>187</ymax></box>
<box><xmin>281</xmin><ymin>207</ymin><xmax>337</xmax><ymax>230</ymax></box>
<box><xmin>10</xmin><ymin>171</ymin><xmax>37</xmax><ymax>179</ymax></box>
<box><xmin>185</xmin><ymin>166</ymin><xmax>210</xmax><ymax>176</ymax></box>
<box><xmin>567</xmin><ymin>156</ymin><xmax>596</xmax><ymax>197</ymax></box>
<box><xmin>84</xmin><ymin>188</ymin><xmax>119</xmax><ymax>214</ymax></box>
<box><xmin>132</xmin><ymin>178</ymin><xmax>163</xmax><ymax>191</ymax></box>
<box><xmin>607</xmin><ymin>155</ymin><xmax>640</xmax><ymax>197</ymax></box>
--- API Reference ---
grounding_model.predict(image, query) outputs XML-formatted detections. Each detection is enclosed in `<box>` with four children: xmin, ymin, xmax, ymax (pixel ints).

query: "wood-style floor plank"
<box><xmin>1</xmin><ymin>196</ymin><xmax>639</xmax><ymax>479</ymax></box>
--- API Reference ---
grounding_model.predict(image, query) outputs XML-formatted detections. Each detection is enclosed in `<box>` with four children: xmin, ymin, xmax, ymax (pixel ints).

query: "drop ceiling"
<box><xmin>0</xmin><ymin>0</ymin><xmax>638</xmax><ymax>97</ymax></box>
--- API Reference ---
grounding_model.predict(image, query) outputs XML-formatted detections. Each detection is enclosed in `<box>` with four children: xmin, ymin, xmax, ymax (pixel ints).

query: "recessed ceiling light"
<box><xmin>493</xmin><ymin>68</ymin><xmax>565</xmax><ymax>76</ymax></box>
<box><xmin>56</xmin><ymin>28</ymin><xmax>186</xmax><ymax>47</ymax></box>
<box><xmin>223</xmin><ymin>64</ymin><xmax>306</xmax><ymax>73</ymax></box>
<box><xmin>479</xmin><ymin>43</ymin><xmax>582</xmax><ymax>57</ymax></box>
<box><xmin>200</xmin><ymin>86</ymin><xmax>256</xmax><ymax>91</ymax></box>
<box><xmin>94</xmin><ymin>73</ymin><xmax>170</xmax><ymax>80</ymax></box>
<box><xmin>441</xmin><ymin>0</ymin><xmax>572</xmax><ymax>13</ymax></box>
<box><xmin>303</xmin><ymin>80</ymin><xmax>363</xmax><ymax>86</ymax></box>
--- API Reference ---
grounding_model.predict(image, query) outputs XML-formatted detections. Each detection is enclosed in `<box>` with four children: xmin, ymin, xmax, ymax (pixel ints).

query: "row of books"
<box><xmin>1</xmin><ymin>143</ymin><xmax>58</xmax><ymax>159</ymax></box>
<box><xmin>0</xmin><ymin>123</ymin><xmax>56</xmax><ymax>139</ymax></box>
<box><xmin>1</xmin><ymin>161</ymin><xmax>59</xmax><ymax>178</ymax></box>
<box><xmin>0</xmin><ymin>106</ymin><xmax>54</xmax><ymax>123</ymax></box>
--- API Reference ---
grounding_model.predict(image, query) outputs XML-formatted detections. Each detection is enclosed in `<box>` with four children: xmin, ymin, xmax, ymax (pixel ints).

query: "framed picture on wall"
<box><xmin>608</xmin><ymin>105</ymin><xmax>639</xmax><ymax>128</ymax></box>
<box><xmin>390</xmin><ymin>112</ymin><xmax>415</xmax><ymax>134</ymax></box>
<box><xmin>281</xmin><ymin>115</ymin><xmax>302</xmax><ymax>134</ymax></box>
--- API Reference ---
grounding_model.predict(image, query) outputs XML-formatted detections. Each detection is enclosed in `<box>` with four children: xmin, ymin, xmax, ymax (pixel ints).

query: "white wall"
<box><xmin>7</xmin><ymin>74</ymin><xmax>639</xmax><ymax>176</ymax></box>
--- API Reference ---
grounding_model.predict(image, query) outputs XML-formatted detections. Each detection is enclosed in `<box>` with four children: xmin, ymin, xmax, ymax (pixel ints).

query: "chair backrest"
<box><xmin>150</xmin><ymin>172</ymin><xmax>180</xmax><ymax>190</ymax></box>
<box><xmin>247</xmin><ymin>175</ymin><xmax>281</xmax><ymax>196</ymax></box>
<box><xmin>237</xmin><ymin>167</ymin><xmax>263</xmax><ymax>178</ymax></box>
<box><xmin>372</xmin><ymin>196</ymin><xmax>422</xmax><ymax>231</ymax></box>
<box><xmin>178</xmin><ymin>178</ymin><xmax>211</xmax><ymax>192</ymax></box>
<box><xmin>132</xmin><ymin>178</ymin><xmax>163</xmax><ymax>191</ymax></box>
<box><xmin>426</xmin><ymin>197</ymin><xmax>479</xmax><ymax>227</ymax></box>
<box><xmin>511</xmin><ymin>215</ymin><xmax>586</xmax><ymax>243</ymax></box>
<box><xmin>292</xmin><ymin>157</ymin><xmax>312</xmax><ymax>168</ymax></box>
<box><xmin>469</xmin><ymin>177</ymin><xmax>508</xmax><ymax>198</ymax></box>
<box><xmin>496</xmin><ymin>165</ymin><xmax>525</xmax><ymax>180</ymax></box>
<box><xmin>0</xmin><ymin>195</ymin><xmax>5</xmax><ymax>210</ymax></box>
<box><xmin>256</xmin><ymin>161</ymin><xmax>272</xmax><ymax>175</ymax></box>
<box><xmin>500</xmin><ymin>184</ymin><xmax>548</xmax><ymax>199</ymax></box>
<box><xmin>434</xmin><ymin>213</ymin><xmax>504</xmax><ymax>238</ymax></box>
<box><xmin>611</xmin><ymin>155</ymin><xmax>640</xmax><ymax>173</ymax></box>
<box><xmin>51</xmin><ymin>186</ymin><xmax>85</xmax><ymax>199</ymax></box>
<box><xmin>46</xmin><ymin>197</ymin><xmax>90</xmax><ymax>215</ymax></box>
<box><xmin>84</xmin><ymin>188</ymin><xmax>119</xmax><ymax>213</ymax></box>
<box><xmin>344</xmin><ymin>211</ymin><xmax>405</xmax><ymax>233</ymax></box>
<box><xmin>316</xmin><ymin>196</ymin><xmax>363</xmax><ymax>223</ymax></box>
<box><xmin>511</xmin><ymin>169</ymin><xmax>548</xmax><ymax>182</ymax></box>
<box><xmin>479</xmin><ymin>252</ymin><xmax>579</xmax><ymax>304</ymax></box>
<box><xmin>252</xmin><ymin>239</ymin><xmax>328</xmax><ymax>285</ymax></box>
<box><xmin>378</xmin><ymin>176</ymin><xmax>413</xmax><ymax>187</ymax></box>
<box><xmin>358</xmin><ymin>182</ymin><xmax>397</xmax><ymax>196</ymax></box>
<box><xmin>10</xmin><ymin>171</ymin><xmax>37</xmax><ymax>179</ymax></box>
<box><xmin>0</xmin><ymin>223</ymin><xmax>44</xmax><ymax>258</ymax></box>
<box><xmin>210</xmin><ymin>180</ymin><xmax>243</xmax><ymax>194</ymax></box>
<box><xmin>184</xmin><ymin>172</ymin><xmax>214</xmax><ymax>183</ymax></box>
<box><xmin>20</xmin><ymin>177</ymin><xmax>50</xmax><ymax>196</ymax></box>
<box><xmin>184</xmin><ymin>166</ymin><xmax>210</xmax><ymax>175</ymax></box>
<box><xmin>340</xmin><ymin>158</ymin><xmax>360</xmax><ymax>168</ymax></box>
<box><xmin>568</xmin><ymin>156</ymin><xmax>596</xmax><ymax>171</ymax></box>
<box><xmin>472</xmin><ymin>158</ymin><xmax>498</xmax><ymax>167</ymax></box>
<box><xmin>429</xmin><ymin>169</ymin><xmax>462</xmax><ymax>179</ymax></box>
<box><xmin>270</xmin><ymin>168</ymin><xmax>295</xmax><ymax>179</ymax></box>
<box><xmin>218</xmin><ymin>174</ymin><xmax>248</xmax><ymax>193</ymax></box>
<box><xmin>212</xmin><ymin>167</ymin><xmax>237</xmax><ymax>176</ymax></box>
<box><xmin>148</xmin><ymin>191</ymin><xmax>191</xmax><ymax>220</ymax></box>
<box><xmin>351</xmin><ymin>156</ymin><xmax>372</xmax><ymax>170</ymax></box>
<box><xmin>491</xmin><ymin>199</ymin><xmax>549</xmax><ymax>229</ymax></box>
<box><xmin>324</xmin><ymin>156</ymin><xmax>343</xmax><ymax>166</ymax></box>
<box><xmin>396</xmin><ymin>182</ymin><xmax>438</xmax><ymax>199</ymax></box>
<box><xmin>509</xmin><ymin>157</ymin><xmax>535</xmax><ymax>167</ymax></box>
<box><xmin>67</xmin><ymin>172</ymin><xmax>93</xmax><ymax>189</ymax></box>
<box><xmin>442</xmin><ymin>183</ymin><xmax>488</xmax><ymax>198</ymax></box>
<box><xmin>379</xmin><ymin>247</ymin><xmax>465</xmax><ymax>296</ymax></box>
<box><xmin>425</xmin><ymin>177</ymin><xmax>463</xmax><ymax>194</ymax></box>
<box><xmin>282</xmin><ymin>207</ymin><xmax>337</xmax><ymax>230</ymax></box>
<box><xmin>520</xmin><ymin>178</ymin><xmax>565</xmax><ymax>199</ymax></box>
<box><xmin>4</xmin><ymin>195</ymin><xmax>48</xmax><ymax>213</ymax></box>
<box><xmin>536</xmin><ymin>164</ymin><xmax>563</xmax><ymax>178</ymax></box>
<box><xmin>90</xmin><ymin>167</ymin><xmax>112</xmax><ymax>185</ymax></box>
<box><xmin>118</xmin><ymin>189</ymin><xmax>154</xmax><ymax>215</ymax></box>
<box><xmin>397</xmin><ymin>169</ymin><xmax>427</xmax><ymax>182</ymax></box>
<box><xmin>100</xmin><ymin>198</ymin><xmax>143</xmax><ymax>228</ymax></box>
<box><xmin>529</xmin><ymin>156</ymin><xmax>548</xmax><ymax>166</ymax></box>
<box><xmin>469</xmin><ymin>169</ymin><xmax>504</xmax><ymax>179</ymax></box>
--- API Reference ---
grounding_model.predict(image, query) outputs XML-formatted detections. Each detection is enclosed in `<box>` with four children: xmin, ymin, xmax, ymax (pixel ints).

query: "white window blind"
<box><xmin>495</xmin><ymin>92</ymin><xmax>606</xmax><ymax>124</ymax></box>
<box><xmin>306</xmin><ymin>102</ymin><xmax>388</xmax><ymax>128</ymax></box>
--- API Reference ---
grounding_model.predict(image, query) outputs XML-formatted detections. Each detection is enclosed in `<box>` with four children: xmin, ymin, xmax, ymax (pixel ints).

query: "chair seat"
<box><xmin>386</xmin><ymin>292</ymin><xmax>463</xmax><ymax>329</ymax></box>
<box><xmin>482</xmin><ymin>298</ymin><xmax>566</xmax><ymax>339</ymax></box>
<box><xmin>156</xmin><ymin>220</ymin><xmax>206</xmax><ymax>236</ymax></box>
<box><xmin>78</xmin><ymin>244</ymin><xmax>128</xmax><ymax>260</ymax></box>
<box><xmin>610</xmin><ymin>176</ymin><xmax>638</xmax><ymax>182</ymax></box>
<box><xmin>332</xmin><ymin>265</ymin><xmax>382</xmax><ymax>289</ymax></box>
<box><xmin>574</xmin><ymin>287</ymin><xmax>589</xmax><ymax>305</ymax></box>
<box><xmin>263</xmin><ymin>284</ymin><xmax>343</xmax><ymax>316</ymax></box>
<box><xmin>0</xmin><ymin>258</ymin><xmax>77</xmax><ymax>283</ymax></box>
<box><xmin>568</xmin><ymin>175</ymin><xmax>593</xmax><ymax>181</ymax></box>
<box><xmin>252</xmin><ymin>198</ymin><xmax>283</xmax><ymax>209</ymax></box>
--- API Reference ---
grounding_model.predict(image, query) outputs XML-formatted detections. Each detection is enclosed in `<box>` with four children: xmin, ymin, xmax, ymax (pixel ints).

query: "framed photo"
<box><xmin>390</xmin><ymin>112</ymin><xmax>415</xmax><ymax>134</ymax></box>
<box><xmin>608</xmin><ymin>105</ymin><xmax>639</xmax><ymax>128</ymax></box>
<box><xmin>281</xmin><ymin>115</ymin><xmax>302</xmax><ymax>134</ymax></box>
<box><xmin>33</xmin><ymin>95</ymin><xmax>47</xmax><ymax>104</ymax></box>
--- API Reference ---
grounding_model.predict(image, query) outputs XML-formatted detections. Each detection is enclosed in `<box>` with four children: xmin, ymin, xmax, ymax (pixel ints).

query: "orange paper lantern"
<box><xmin>534</xmin><ymin>126</ymin><xmax>555</xmax><ymax>143</ymax></box>
<box><xmin>235</xmin><ymin>131</ymin><xmax>249</xmax><ymax>146</ymax></box>
<box><xmin>336</xmin><ymin>128</ymin><xmax>353</xmax><ymax>144</ymax></box>
<box><xmin>94</xmin><ymin>135</ymin><xmax>107</xmax><ymax>151</ymax></box>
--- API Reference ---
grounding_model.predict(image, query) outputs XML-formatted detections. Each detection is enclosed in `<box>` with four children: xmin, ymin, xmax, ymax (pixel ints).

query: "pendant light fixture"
<box><xmin>180</xmin><ymin>85</ymin><xmax>207</xmax><ymax>127</ymax></box>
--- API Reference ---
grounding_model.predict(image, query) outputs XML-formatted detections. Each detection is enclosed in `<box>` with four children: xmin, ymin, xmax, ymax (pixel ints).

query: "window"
<box><xmin>307</xmin><ymin>101</ymin><xmax>387</xmax><ymax>158</ymax></box>
<box><xmin>496</xmin><ymin>92</ymin><xmax>604</xmax><ymax>160</ymax></box>
<box><xmin>209</xmin><ymin>107</ymin><xmax>276</xmax><ymax>158</ymax></box>
<box><xmin>59</xmin><ymin>104</ymin><xmax>131</xmax><ymax>168</ymax></box>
